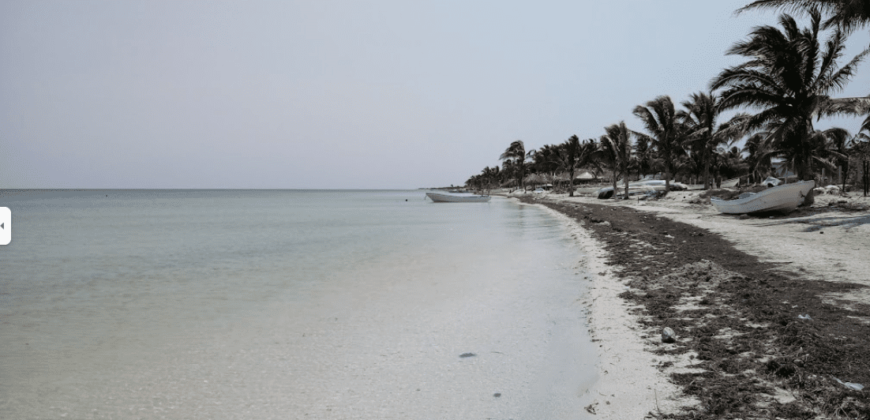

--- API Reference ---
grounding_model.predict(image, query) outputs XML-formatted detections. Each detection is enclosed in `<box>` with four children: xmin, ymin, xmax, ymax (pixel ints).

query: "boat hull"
<box><xmin>597</xmin><ymin>180</ymin><xmax>688</xmax><ymax>196</ymax></box>
<box><xmin>686</xmin><ymin>177</ymin><xmax>740</xmax><ymax>190</ymax></box>
<box><xmin>426</xmin><ymin>192</ymin><xmax>491</xmax><ymax>203</ymax></box>
<box><xmin>711</xmin><ymin>181</ymin><xmax>814</xmax><ymax>214</ymax></box>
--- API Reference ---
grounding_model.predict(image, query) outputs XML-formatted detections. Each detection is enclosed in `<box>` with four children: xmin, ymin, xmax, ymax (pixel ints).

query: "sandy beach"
<box><xmin>503</xmin><ymin>188</ymin><xmax>870</xmax><ymax>418</ymax></box>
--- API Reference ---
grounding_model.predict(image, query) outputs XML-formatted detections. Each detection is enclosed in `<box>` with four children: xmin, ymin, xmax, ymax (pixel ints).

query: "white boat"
<box><xmin>686</xmin><ymin>177</ymin><xmax>740</xmax><ymax>190</ymax></box>
<box><xmin>721</xmin><ymin>177</ymin><xmax>740</xmax><ymax>188</ymax></box>
<box><xmin>426</xmin><ymin>191</ymin><xmax>491</xmax><ymax>203</ymax></box>
<box><xmin>711</xmin><ymin>181</ymin><xmax>815</xmax><ymax>214</ymax></box>
<box><xmin>597</xmin><ymin>180</ymin><xmax>688</xmax><ymax>197</ymax></box>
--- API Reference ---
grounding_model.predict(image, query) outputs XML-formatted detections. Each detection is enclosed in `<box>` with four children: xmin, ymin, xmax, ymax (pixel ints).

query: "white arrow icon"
<box><xmin>0</xmin><ymin>207</ymin><xmax>9</xmax><ymax>245</ymax></box>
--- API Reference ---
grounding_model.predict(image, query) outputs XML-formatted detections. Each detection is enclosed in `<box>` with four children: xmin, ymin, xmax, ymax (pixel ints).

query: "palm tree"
<box><xmin>633</xmin><ymin>95</ymin><xmax>685</xmax><ymax>192</ymax></box>
<box><xmin>499</xmin><ymin>140</ymin><xmax>527</xmax><ymax>191</ymax></box>
<box><xmin>598</xmin><ymin>122</ymin><xmax>633</xmax><ymax>198</ymax></box>
<box><xmin>743</xmin><ymin>131</ymin><xmax>776</xmax><ymax>183</ymax></box>
<box><xmin>817</xmin><ymin>127</ymin><xmax>853</xmax><ymax>188</ymax></box>
<box><xmin>532</xmin><ymin>144</ymin><xmax>561</xmax><ymax>180</ymax></box>
<box><xmin>678</xmin><ymin>92</ymin><xmax>749</xmax><ymax>189</ymax></box>
<box><xmin>711</xmin><ymin>10</ymin><xmax>870</xmax><ymax>182</ymax></box>
<box><xmin>713</xmin><ymin>146</ymin><xmax>748</xmax><ymax>181</ymax></box>
<box><xmin>737</xmin><ymin>1</ymin><xmax>870</xmax><ymax>33</ymax></box>
<box><xmin>634</xmin><ymin>136</ymin><xmax>656</xmax><ymax>179</ymax></box>
<box><xmin>553</xmin><ymin>136</ymin><xmax>599</xmax><ymax>196</ymax></box>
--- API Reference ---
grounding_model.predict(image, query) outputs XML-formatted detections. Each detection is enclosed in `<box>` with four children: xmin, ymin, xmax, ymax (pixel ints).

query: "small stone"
<box><xmin>493</xmin><ymin>393</ymin><xmax>501</xmax><ymax>398</ymax></box>
<box><xmin>662</xmin><ymin>327</ymin><xmax>676</xmax><ymax>343</ymax></box>
<box><xmin>459</xmin><ymin>353</ymin><xmax>476</xmax><ymax>358</ymax></box>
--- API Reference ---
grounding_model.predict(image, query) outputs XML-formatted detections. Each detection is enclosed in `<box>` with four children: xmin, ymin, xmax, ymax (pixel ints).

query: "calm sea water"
<box><xmin>0</xmin><ymin>190</ymin><xmax>596</xmax><ymax>419</ymax></box>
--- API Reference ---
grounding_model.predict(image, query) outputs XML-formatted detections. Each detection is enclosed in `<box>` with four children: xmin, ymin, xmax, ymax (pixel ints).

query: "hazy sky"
<box><xmin>2</xmin><ymin>1</ymin><xmax>868</xmax><ymax>189</ymax></box>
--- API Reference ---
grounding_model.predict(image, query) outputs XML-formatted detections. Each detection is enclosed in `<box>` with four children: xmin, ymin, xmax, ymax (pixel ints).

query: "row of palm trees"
<box><xmin>466</xmin><ymin>3</ymin><xmax>870</xmax><ymax>197</ymax></box>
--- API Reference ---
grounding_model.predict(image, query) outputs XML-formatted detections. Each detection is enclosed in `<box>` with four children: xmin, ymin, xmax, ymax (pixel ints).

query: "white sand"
<box><xmin>554</xmin><ymin>191</ymin><xmax>870</xmax><ymax>314</ymax></box>
<box><xmin>533</xmin><ymin>203</ymin><xmax>692</xmax><ymax>419</ymax></box>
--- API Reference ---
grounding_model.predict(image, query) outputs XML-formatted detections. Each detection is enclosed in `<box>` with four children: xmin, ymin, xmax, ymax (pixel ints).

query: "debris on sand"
<box><xmin>584</xmin><ymin>402</ymin><xmax>597</xmax><ymax>414</ymax></box>
<box><xmin>834</xmin><ymin>377</ymin><xmax>865</xmax><ymax>391</ymax></box>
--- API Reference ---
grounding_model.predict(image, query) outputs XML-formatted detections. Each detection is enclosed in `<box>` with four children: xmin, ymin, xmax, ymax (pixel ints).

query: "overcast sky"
<box><xmin>1</xmin><ymin>0</ymin><xmax>868</xmax><ymax>189</ymax></box>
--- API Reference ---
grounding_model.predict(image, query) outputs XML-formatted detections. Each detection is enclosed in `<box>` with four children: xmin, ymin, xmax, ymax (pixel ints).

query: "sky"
<box><xmin>1</xmin><ymin>0</ymin><xmax>869</xmax><ymax>189</ymax></box>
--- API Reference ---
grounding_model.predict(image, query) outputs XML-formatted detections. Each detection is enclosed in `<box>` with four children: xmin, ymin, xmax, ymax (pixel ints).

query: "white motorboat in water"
<box><xmin>426</xmin><ymin>191</ymin><xmax>491</xmax><ymax>203</ymax></box>
<box><xmin>711</xmin><ymin>181</ymin><xmax>814</xmax><ymax>214</ymax></box>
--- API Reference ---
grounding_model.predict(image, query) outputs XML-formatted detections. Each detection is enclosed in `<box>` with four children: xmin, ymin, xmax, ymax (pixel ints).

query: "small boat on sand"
<box><xmin>597</xmin><ymin>180</ymin><xmax>688</xmax><ymax>198</ymax></box>
<box><xmin>686</xmin><ymin>177</ymin><xmax>740</xmax><ymax>190</ymax></box>
<box><xmin>426</xmin><ymin>191</ymin><xmax>491</xmax><ymax>203</ymax></box>
<box><xmin>711</xmin><ymin>181</ymin><xmax>814</xmax><ymax>214</ymax></box>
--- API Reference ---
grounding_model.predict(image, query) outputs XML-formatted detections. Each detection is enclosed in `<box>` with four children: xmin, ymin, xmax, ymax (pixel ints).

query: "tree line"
<box><xmin>466</xmin><ymin>2</ymin><xmax>870</xmax><ymax>198</ymax></box>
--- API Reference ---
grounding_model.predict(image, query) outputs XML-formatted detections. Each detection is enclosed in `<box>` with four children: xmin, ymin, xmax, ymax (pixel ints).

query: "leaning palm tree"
<box><xmin>552</xmin><ymin>135</ymin><xmax>599</xmax><ymax>196</ymax></box>
<box><xmin>737</xmin><ymin>1</ymin><xmax>870</xmax><ymax>33</ymax></box>
<box><xmin>499</xmin><ymin>140</ymin><xmax>527</xmax><ymax>191</ymax></box>
<box><xmin>711</xmin><ymin>10</ymin><xmax>870</xmax><ymax>182</ymax></box>
<box><xmin>598</xmin><ymin>122</ymin><xmax>633</xmax><ymax>198</ymax></box>
<box><xmin>678</xmin><ymin>92</ymin><xmax>749</xmax><ymax>190</ymax></box>
<box><xmin>633</xmin><ymin>95</ymin><xmax>685</xmax><ymax>192</ymax></box>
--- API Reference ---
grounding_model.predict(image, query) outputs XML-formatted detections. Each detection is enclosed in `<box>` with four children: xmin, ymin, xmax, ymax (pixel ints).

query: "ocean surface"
<box><xmin>0</xmin><ymin>190</ymin><xmax>597</xmax><ymax>419</ymax></box>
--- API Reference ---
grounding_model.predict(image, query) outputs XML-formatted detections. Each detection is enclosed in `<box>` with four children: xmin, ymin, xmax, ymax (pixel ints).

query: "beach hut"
<box><xmin>575</xmin><ymin>171</ymin><xmax>597</xmax><ymax>182</ymax></box>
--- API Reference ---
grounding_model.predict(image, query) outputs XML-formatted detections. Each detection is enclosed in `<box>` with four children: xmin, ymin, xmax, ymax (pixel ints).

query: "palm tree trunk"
<box><xmin>568</xmin><ymin>168</ymin><xmax>575</xmax><ymax>197</ymax></box>
<box><xmin>623</xmin><ymin>172</ymin><xmax>629</xmax><ymax>199</ymax></box>
<box><xmin>612</xmin><ymin>168</ymin><xmax>618</xmax><ymax>197</ymax></box>
<box><xmin>806</xmin><ymin>153</ymin><xmax>814</xmax><ymax>181</ymax></box>
<box><xmin>703</xmin><ymin>149</ymin><xmax>711</xmax><ymax>190</ymax></box>
<box><xmin>664</xmin><ymin>164</ymin><xmax>671</xmax><ymax>192</ymax></box>
<box><xmin>842</xmin><ymin>162</ymin><xmax>848</xmax><ymax>191</ymax></box>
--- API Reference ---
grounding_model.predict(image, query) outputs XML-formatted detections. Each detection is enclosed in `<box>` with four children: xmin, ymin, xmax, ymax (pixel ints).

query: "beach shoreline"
<box><xmin>504</xmin><ymin>190</ymin><xmax>870</xmax><ymax>418</ymax></box>
<box><xmin>525</xmin><ymin>200</ymin><xmax>689</xmax><ymax>419</ymax></box>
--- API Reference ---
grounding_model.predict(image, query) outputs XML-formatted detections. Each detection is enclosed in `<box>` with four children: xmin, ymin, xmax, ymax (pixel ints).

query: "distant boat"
<box><xmin>597</xmin><ymin>180</ymin><xmax>688</xmax><ymax>198</ymax></box>
<box><xmin>426</xmin><ymin>191</ymin><xmax>491</xmax><ymax>203</ymax></box>
<box><xmin>686</xmin><ymin>177</ymin><xmax>740</xmax><ymax>190</ymax></box>
<box><xmin>711</xmin><ymin>181</ymin><xmax>814</xmax><ymax>214</ymax></box>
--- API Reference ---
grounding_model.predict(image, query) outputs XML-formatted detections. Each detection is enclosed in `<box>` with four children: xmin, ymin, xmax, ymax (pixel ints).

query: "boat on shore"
<box><xmin>597</xmin><ymin>180</ymin><xmax>688</xmax><ymax>198</ymax></box>
<box><xmin>710</xmin><ymin>181</ymin><xmax>814</xmax><ymax>214</ymax></box>
<box><xmin>686</xmin><ymin>177</ymin><xmax>740</xmax><ymax>190</ymax></box>
<box><xmin>426</xmin><ymin>191</ymin><xmax>491</xmax><ymax>203</ymax></box>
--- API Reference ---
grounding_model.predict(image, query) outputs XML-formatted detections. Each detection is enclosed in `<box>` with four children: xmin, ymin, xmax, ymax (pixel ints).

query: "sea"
<box><xmin>0</xmin><ymin>190</ymin><xmax>598</xmax><ymax>419</ymax></box>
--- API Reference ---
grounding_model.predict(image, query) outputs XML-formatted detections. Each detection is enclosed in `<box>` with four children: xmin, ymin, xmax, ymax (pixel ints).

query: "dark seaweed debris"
<box><xmin>527</xmin><ymin>198</ymin><xmax>870</xmax><ymax>419</ymax></box>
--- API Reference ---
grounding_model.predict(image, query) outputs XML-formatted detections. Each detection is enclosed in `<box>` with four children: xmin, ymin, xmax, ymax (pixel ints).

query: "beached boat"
<box><xmin>426</xmin><ymin>191</ymin><xmax>491</xmax><ymax>203</ymax></box>
<box><xmin>710</xmin><ymin>181</ymin><xmax>815</xmax><ymax>214</ymax></box>
<box><xmin>597</xmin><ymin>180</ymin><xmax>688</xmax><ymax>198</ymax></box>
<box><xmin>686</xmin><ymin>177</ymin><xmax>740</xmax><ymax>190</ymax></box>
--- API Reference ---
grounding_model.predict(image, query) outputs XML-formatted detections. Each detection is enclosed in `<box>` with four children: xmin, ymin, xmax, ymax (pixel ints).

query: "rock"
<box><xmin>662</xmin><ymin>327</ymin><xmax>676</xmax><ymax>343</ymax></box>
<box><xmin>738</xmin><ymin>214</ymin><xmax>750</xmax><ymax>220</ymax></box>
<box><xmin>459</xmin><ymin>352</ymin><xmax>476</xmax><ymax>358</ymax></box>
<box><xmin>584</xmin><ymin>402</ymin><xmax>597</xmax><ymax>414</ymax></box>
